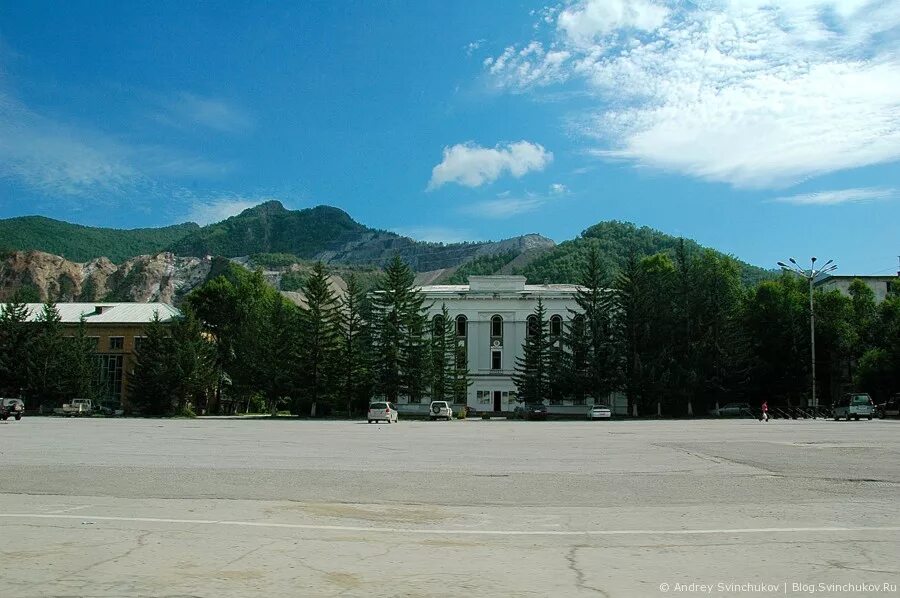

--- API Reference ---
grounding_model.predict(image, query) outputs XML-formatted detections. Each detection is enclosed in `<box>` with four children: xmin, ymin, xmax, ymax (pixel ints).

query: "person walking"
<box><xmin>761</xmin><ymin>400</ymin><xmax>769</xmax><ymax>422</ymax></box>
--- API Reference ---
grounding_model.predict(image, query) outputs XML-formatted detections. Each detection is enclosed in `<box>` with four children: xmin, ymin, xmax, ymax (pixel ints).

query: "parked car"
<box><xmin>54</xmin><ymin>398</ymin><xmax>94</xmax><ymax>417</ymax></box>
<box><xmin>710</xmin><ymin>403</ymin><xmax>752</xmax><ymax>417</ymax></box>
<box><xmin>832</xmin><ymin>393</ymin><xmax>874</xmax><ymax>421</ymax></box>
<box><xmin>875</xmin><ymin>396</ymin><xmax>900</xmax><ymax>419</ymax></box>
<box><xmin>0</xmin><ymin>398</ymin><xmax>24</xmax><ymax>421</ymax></box>
<box><xmin>526</xmin><ymin>403</ymin><xmax>548</xmax><ymax>420</ymax></box>
<box><xmin>367</xmin><ymin>402</ymin><xmax>398</xmax><ymax>424</ymax></box>
<box><xmin>587</xmin><ymin>404</ymin><xmax>612</xmax><ymax>420</ymax></box>
<box><xmin>429</xmin><ymin>401</ymin><xmax>453</xmax><ymax>420</ymax></box>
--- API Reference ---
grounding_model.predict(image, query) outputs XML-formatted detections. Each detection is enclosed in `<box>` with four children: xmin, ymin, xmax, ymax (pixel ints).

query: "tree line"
<box><xmin>1</xmin><ymin>248</ymin><xmax>896</xmax><ymax>417</ymax></box>
<box><xmin>129</xmin><ymin>255</ymin><xmax>470</xmax><ymax>416</ymax></box>
<box><xmin>514</xmin><ymin>242</ymin><xmax>898</xmax><ymax>415</ymax></box>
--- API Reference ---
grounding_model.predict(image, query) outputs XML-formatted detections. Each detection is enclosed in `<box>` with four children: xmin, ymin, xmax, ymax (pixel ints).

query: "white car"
<box><xmin>587</xmin><ymin>405</ymin><xmax>612</xmax><ymax>420</ymax></box>
<box><xmin>429</xmin><ymin>401</ymin><xmax>453</xmax><ymax>421</ymax></box>
<box><xmin>367</xmin><ymin>402</ymin><xmax>398</xmax><ymax>424</ymax></box>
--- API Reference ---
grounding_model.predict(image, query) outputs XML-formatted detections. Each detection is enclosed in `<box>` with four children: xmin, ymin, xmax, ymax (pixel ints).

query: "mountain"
<box><xmin>0</xmin><ymin>203</ymin><xmax>773</xmax><ymax>303</ymax></box>
<box><xmin>512</xmin><ymin>221</ymin><xmax>772</xmax><ymax>286</ymax></box>
<box><xmin>168</xmin><ymin>201</ymin><xmax>555</xmax><ymax>271</ymax></box>
<box><xmin>0</xmin><ymin>216</ymin><xmax>199</xmax><ymax>263</ymax></box>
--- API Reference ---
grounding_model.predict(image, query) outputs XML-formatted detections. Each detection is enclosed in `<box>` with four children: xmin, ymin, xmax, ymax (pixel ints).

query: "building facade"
<box><xmin>814</xmin><ymin>275</ymin><xmax>898</xmax><ymax>303</ymax></box>
<box><xmin>415</xmin><ymin>276</ymin><xmax>625</xmax><ymax>415</ymax></box>
<box><xmin>15</xmin><ymin>303</ymin><xmax>181</xmax><ymax>408</ymax></box>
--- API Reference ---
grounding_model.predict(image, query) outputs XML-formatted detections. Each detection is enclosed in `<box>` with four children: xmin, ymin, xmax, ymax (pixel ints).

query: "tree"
<box><xmin>336</xmin><ymin>273</ymin><xmax>373</xmax><ymax>417</ymax></box>
<box><xmin>27</xmin><ymin>302</ymin><xmax>69</xmax><ymax>408</ymax></box>
<box><xmin>0</xmin><ymin>298</ymin><xmax>32</xmax><ymax>398</ymax></box>
<box><xmin>855</xmin><ymin>294</ymin><xmax>900</xmax><ymax>401</ymax></box>
<box><xmin>129</xmin><ymin>311</ymin><xmax>217</xmax><ymax>415</ymax></box>
<box><xmin>370</xmin><ymin>255</ymin><xmax>430</xmax><ymax>403</ymax></box>
<box><xmin>565</xmin><ymin>243</ymin><xmax>620</xmax><ymax>404</ymax></box>
<box><xmin>429</xmin><ymin>305</ymin><xmax>452</xmax><ymax>404</ymax></box>
<box><xmin>612</xmin><ymin>253</ymin><xmax>676</xmax><ymax>415</ymax></box>
<box><xmin>296</xmin><ymin>261</ymin><xmax>341</xmax><ymax>416</ymax></box>
<box><xmin>741</xmin><ymin>273</ymin><xmax>810</xmax><ymax>407</ymax></box>
<box><xmin>513</xmin><ymin>299</ymin><xmax>550</xmax><ymax>405</ymax></box>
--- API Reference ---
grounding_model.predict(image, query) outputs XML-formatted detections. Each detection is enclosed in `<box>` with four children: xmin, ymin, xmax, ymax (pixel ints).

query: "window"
<box><xmin>476</xmin><ymin>390</ymin><xmax>491</xmax><ymax>405</ymax></box>
<box><xmin>109</xmin><ymin>336</ymin><xmax>124</xmax><ymax>351</ymax></box>
<box><xmin>96</xmin><ymin>354</ymin><xmax>124</xmax><ymax>401</ymax></box>
<box><xmin>491</xmin><ymin>350</ymin><xmax>501</xmax><ymax>370</ymax></box>
<box><xmin>550</xmin><ymin>315</ymin><xmax>562</xmax><ymax>337</ymax></box>
<box><xmin>134</xmin><ymin>336</ymin><xmax>146</xmax><ymax>352</ymax></box>
<box><xmin>432</xmin><ymin>315</ymin><xmax>444</xmax><ymax>335</ymax></box>
<box><xmin>526</xmin><ymin>315</ymin><xmax>539</xmax><ymax>337</ymax></box>
<box><xmin>455</xmin><ymin>345</ymin><xmax>466</xmax><ymax>369</ymax></box>
<box><xmin>87</xmin><ymin>337</ymin><xmax>100</xmax><ymax>350</ymax></box>
<box><xmin>490</xmin><ymin>315</ymin><xmax>503</xmax><ymax>338</ymax></box>
<box><xmin>455</xmin><ymin>315</ymin><xmax>467</xmax><ymax>337</ymax></box>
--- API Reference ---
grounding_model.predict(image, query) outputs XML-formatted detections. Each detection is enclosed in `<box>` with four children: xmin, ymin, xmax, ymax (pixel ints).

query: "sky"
<box><xmin>0</xmin><ymin>0</ymin><xmax>898</xmax><ymax>274</ymax></box>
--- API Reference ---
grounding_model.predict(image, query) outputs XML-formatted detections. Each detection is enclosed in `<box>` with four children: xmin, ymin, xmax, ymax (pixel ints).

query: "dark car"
<box><xmin>0</xmin><ymin>398</ymin><xmax>25</xmax><ymax>421</ymax></box>
<box><xmin>875</xmin><ymin>395</ymin><xmax>900</xmax><ymax>419</ymax></box>
<box><xmin>526</xmin><ymin>403</ymin><xmax>549</xmax><ymax>421</ymax></box>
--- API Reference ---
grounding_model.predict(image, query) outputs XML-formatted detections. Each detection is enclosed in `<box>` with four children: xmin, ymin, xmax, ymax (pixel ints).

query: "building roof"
<box><xmin>1</xmin><ymin>302</ymin><xmax>181</xmax><ymax>324</ymax></box>
<box><xmin>419</xmin><ymin>283</ymin><xmax>583</xmax><ymax>294</ymax></box>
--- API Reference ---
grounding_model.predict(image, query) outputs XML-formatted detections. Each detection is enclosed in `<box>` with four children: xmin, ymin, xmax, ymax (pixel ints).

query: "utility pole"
<box><xmin>777</xmin><ymin>257</ymin><xmax>837</xmax><ymax>409</ymax></box>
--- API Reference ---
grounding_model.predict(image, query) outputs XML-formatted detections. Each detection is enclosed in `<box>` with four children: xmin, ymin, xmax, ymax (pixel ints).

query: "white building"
<box><xmin>412</xmin><ymin>275</ymin><xmax>625</xmax><ymax>416</ymax></box>
<box><xmin>814</xmin><ymin>275</ymin><xmax>898</xmax><ymax>304</ymax></box>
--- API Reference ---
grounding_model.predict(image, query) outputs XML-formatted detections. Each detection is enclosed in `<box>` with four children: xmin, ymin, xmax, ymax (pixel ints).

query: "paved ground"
<box><xmin>0</xmin><ymin>417</ymin><xmax>898</xmax><ymax>597</ymax></box>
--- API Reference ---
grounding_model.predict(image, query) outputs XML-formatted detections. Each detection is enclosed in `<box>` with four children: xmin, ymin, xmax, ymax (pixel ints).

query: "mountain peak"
<box><xmin>241</xmin><ymin>200</ymin><xmax>287</xmax><ymax>217</ymax></box>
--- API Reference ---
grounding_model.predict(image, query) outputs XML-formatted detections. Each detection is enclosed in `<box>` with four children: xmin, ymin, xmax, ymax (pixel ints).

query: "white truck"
<box><xmin>55</xmin><ymin>398</ymin><xmax>94</xmax><ymax>416</ymax></box>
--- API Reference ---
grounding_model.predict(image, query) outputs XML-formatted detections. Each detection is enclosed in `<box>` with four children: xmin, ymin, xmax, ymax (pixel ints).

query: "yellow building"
<box><xmin>19</xmin><ymin>303</ymin><xmax>181</xmax><ymax>408</ymax></box>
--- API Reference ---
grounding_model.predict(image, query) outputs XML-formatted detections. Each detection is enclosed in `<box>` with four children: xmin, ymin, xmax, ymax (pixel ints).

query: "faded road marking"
<box><xmin>1</xmin><ymin>514</ymin><xmax>899</xmax><ymax>537</ymax></box>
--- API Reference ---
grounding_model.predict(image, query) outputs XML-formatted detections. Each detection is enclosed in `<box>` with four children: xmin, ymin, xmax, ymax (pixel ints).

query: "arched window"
<box><xmin>526</xmin><ymin>314</ymin><xmax>539</xmax><ymax>337</ymax></box>
<box><xmin>455</xmin><ymin>315</ymin><xmax>467</xmax><ymax>338</ymax></box>
<box><xmin>550</xmin><ymin>315</ymin><xmax>562</xmax><ymax>337</ymax></box>
<box><xmin>432</xmin><ymin>314</ymin><xmax>444</xmax><ymax>335</ymax></box>
<box><xmin>491</xmin><ymin>315</ymin><xmax>503</xmax><ymax>338</ymax></box>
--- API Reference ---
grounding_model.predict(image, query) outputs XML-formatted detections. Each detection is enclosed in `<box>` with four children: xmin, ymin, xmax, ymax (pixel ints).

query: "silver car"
<box><xmin>587</xmin><ymin>405</ymin><xmax>612</xmax><ymax>420</ymax></box>
<box><xmin>367</xmin><ymin>402</ymin><xmax>398</xmax><ymax>424</ymax></box>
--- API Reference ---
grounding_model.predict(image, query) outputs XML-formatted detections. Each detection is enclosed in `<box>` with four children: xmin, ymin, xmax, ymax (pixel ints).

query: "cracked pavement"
<box><xmin>0</xmin><ymin>417</ymin><xmax>898</xmax><ymax>596</ymax></box>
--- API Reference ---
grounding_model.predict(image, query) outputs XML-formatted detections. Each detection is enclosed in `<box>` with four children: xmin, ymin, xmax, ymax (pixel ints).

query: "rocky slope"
<box><xmin>0</xmin><ymin>251</ymin><xmax>212</xmax><ymax>304</ymax></box>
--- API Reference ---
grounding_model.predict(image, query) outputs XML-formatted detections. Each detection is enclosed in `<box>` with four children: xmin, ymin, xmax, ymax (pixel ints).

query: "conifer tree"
<box><xmin>337</xmin><ymin>273</ymin><xmax>373</xmax><ymax>416</ymax></box>
<box><xmin>296</xmin><ymin>261</ymin><xmax>340</xmax><ymax>416</ymax></box>
<box><xmin>513</xmin><ymin>299</ymin><xmax>550</xmax><ymax>405</ymax></box>
<box><xmin>371</xmin><ymin>255</ymin><xmax>430</xmax><ymax>403</ymax></box>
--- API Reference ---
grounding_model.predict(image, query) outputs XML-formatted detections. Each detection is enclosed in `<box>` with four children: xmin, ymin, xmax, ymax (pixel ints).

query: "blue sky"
<box><xmin>0</xmin><ymin>0</ymin><xmax>897</xmax><ymax>274</ymax></box>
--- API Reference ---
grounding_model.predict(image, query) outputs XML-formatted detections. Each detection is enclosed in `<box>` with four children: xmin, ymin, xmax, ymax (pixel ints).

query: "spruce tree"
<box><xmin>296</xmin><ymin>261</ymin><xmax>340</xmax><ymax>416</ymax></box>
<box><xmin>513</xmin><ymin>299</ymin><xmax>550</xmax><ymax>405</ymax></box>
<box><xmin>129</xmin><ymin>314</ymin><xmax>176</xmax><ymax>415</ymax></box>
<box><xmin>337</xmin><ymin>273</ymin><xmax>373</xmax><ymax>417</ymax></box>
<box><xmin>565</xmin><ymin>244</ymin><xmax>620</xmax><ymax>404</ymax></box>
<box><xmin>0</xmin><ymin>299</ymin><xmax>32</xmax><ymax>398</ymax></box>
<box><xmin>371</xmin><ymin>255</ymin><xmax>430</xmax><ymax>403</ymax></box>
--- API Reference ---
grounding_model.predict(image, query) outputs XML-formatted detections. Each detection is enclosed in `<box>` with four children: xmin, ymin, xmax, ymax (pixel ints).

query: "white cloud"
<box><xmin>485</xmin><ymin>0</ymin><xmax>900</xmax><ymax>188</ymax></box>
<box><xmin>428</xmin><ymin>141</ymin><xmax>553</xmax><ymax>189</ymax></box>
<box><xmin>462</xmin><ymin>187</ymin><xmax>569</xmax><ymax>219</ymax></box>
<box><xmin>465</xmin><ymin>39</ymin><xmax>486</xmax><ymax>56</ymax></box>
<box><xmin>558</xmin><ymin>0</ymin><xmax>669</xmax><ymax>44</ymax></box>
<box><xmin>772</xmin><ymin>187</ymin><xmax>895</xmax><ymax>205</ymax></box>
<box><xmin>394</xmin><ymin>226</ymin><xmax>474</xmax><ymax>243</ymax></box>
<box><xmin>464</xmin><ymin>196</ymin><xmax>544</xmax><ymax>219</ymax></box>
<box><xmin>0</xmin><ymin>90</ymin><xmax>141</xmax><ymax>197</ymax></box>
<box><xmin>157</xmin><ymin>93</ymin><xmax>252</xmax><ymax>133</ymax></box>
<box><xmin>185</xmin><ymin>198</ymin><xmax>269</xmax><ymax>225</ymax></box>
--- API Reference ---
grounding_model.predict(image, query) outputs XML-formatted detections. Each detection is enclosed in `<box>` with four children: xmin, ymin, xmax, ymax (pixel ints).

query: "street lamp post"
<box><xmin>777</xmin><ymin>257</ymin><xmax>837</xmax><ymax>410</ymax></box>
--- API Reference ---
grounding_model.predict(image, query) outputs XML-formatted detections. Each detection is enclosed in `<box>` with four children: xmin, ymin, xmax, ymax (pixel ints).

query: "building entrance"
<box><xmin>493</xmin><ymin>390</ymin><xmax>502</xmax><ymax>412</ymax></box>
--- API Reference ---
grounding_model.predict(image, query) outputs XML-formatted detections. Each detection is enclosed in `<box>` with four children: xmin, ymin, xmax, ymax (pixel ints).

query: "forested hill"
<box><xmin>0</xmin><ymin>202</ymin><xmax>771</xmax><ymax>285</ymax></box>
<box><xmin>512</xmin><ymin>221</ymin><xmax>773</xmax><ymax>287</ymax></box>
<box><xmin>0</xmin><ymin>216</ymin><xmax>199</xmax><ymax>263</ymax></box>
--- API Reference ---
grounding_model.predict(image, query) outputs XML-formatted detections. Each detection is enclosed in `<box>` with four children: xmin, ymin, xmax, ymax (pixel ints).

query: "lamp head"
<box><xmin>789</xmin><ymin>257</ymin><xmax>797</xmax><ymax>264</ymax></box>
<box><xmin>811</xmin><ymin>256</ymin><xmax>817</xmax><ymax>263</ymax></box>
